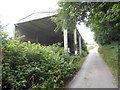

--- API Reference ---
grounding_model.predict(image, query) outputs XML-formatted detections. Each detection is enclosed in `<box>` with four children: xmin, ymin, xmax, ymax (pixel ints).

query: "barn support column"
<box><xmin>63</xmin><ymin>29</ymin><xmax>68</xmax><ymax>51</ymax></box>
<box><xmin>74</xmin><ymin>28</ymin><xmax>78</xmax><ymax>55</ymax></box>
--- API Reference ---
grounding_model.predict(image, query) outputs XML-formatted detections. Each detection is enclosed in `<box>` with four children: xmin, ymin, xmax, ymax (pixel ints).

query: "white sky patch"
<box><xmin>77</xmin><ymin>23</ymin><xmax>96</xmax><ymax>44</ymax></box>
<box><xmin>0</xmin><ymin>0</ymin><xmax>59</xmax><ymax>23</ymax></box>
<box><xmin>0</xmin><ymin>0</ymin><xmax>95</xmax><ymax>44</ymax></box>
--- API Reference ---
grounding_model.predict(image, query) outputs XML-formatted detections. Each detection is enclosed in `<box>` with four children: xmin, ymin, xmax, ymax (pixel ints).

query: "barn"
<box><xmin>15</xmin><ymin>12</ymin><xmax>83</xmax><ymax>54</ymax></box>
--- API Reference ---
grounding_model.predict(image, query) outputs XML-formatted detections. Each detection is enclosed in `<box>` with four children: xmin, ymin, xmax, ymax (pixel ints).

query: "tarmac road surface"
<box><xmin>66</xmin><ymin>47</ymin><xmax>118</xmax><ymax>88</ymax></box>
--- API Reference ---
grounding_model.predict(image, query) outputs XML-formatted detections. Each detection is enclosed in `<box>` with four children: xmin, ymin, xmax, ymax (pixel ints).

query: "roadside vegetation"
<box><xmin>98</xmin><ymin>42</ymin><xmax>119</xmax><ymax>86</ymax></box>
<box><xmin>2</xmin><ymin>37</ymin><xmax>87</xmax><ymax>89</ymax></box>
<box><xmin>87</xmin><ymin>44</ymin><xmax>98</xmax><ymax>52</ymax></box>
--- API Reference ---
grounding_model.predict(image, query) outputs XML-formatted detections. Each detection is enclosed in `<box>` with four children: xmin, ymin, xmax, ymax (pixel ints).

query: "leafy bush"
<box><xmin>82</xmin><ymin>41</ymin><xmax>87</xmax><ymax>52</ymax></box>
<box><xmin>2</xmin><ymin>39</ymin><xmax>83</xmax><ymax>89</ymax></box>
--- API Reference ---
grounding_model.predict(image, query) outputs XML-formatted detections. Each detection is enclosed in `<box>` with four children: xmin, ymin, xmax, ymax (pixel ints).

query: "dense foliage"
<box><xmin>98</xmin><ymin>42</ymin><xmax>119</xmax><ymax>86</ymax></box>
<box><xmin>86</xmin><ymin>3</ymin><xmax>120</xmax><ymax>45</ymax></box>
<box><xmin>53</xmin><ymin>2</ymin><xmax>120</xmax><ymax>45</ymax></box>
<box><xmin>1</xmin><ymin>22</ymin><xmax>8</xmax><ymax>89</ymax></box>
<box><xmin>2</xmin><ymin>39</ymin><xmax>87</xmax><ymax>89</ymax></box>
<box><xmin>0</xmin><ymin>23</ymin><xmax>2</xmax><ymax>89</ymax></box>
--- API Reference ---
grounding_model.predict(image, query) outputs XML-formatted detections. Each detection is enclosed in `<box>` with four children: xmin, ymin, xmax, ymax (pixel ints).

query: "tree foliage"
<box><xmin>0</xmin><ymin>22</ymin><xmax>8</xmax><ymax>48</ymax></box>
<box><xmin>53</xmin><ymin>2</ymin><xmax>120</xmax><ymax>45</ymax></box>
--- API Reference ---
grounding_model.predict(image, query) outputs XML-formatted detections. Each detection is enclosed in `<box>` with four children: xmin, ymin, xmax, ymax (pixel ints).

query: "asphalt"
<box><xmin>65</xmin><ymin>47</ymin><xmax>118</xmax><ymax>88</ymax></box>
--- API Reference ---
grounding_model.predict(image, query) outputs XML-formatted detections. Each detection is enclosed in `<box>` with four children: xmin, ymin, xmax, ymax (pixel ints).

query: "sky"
<box><xmin>0</xmin><ymin>0</ymin><xmax>95</xmax><ymax>44</ymax></box>
<box><xmin>76</xmin><ymin>23</ymin><xmax>95</xmax><ymax>44</ymax></box>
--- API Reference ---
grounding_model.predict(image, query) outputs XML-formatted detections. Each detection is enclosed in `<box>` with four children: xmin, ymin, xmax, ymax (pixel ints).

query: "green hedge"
<box><xmin>2</xmin><ymin>39</ymin><xmax>83</xmax><ymax>89</ymax></box>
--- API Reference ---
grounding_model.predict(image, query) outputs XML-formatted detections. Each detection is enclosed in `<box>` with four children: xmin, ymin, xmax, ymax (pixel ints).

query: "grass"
<box><xmin>98</xmin><ymin>42</ymin><xmax>119</xmax><ymax>86</ymax></box>
<box><xmin>87</xmin><ymin>44</ymin><xmax>98</xmax><ymax>52</ymax></box>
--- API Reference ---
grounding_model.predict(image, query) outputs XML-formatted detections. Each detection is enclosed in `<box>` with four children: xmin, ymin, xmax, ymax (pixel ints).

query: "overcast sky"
<box><xmin>0</xmin><ymin>0</ymin><xmax>95</xmax><ymax>44</ymax></box>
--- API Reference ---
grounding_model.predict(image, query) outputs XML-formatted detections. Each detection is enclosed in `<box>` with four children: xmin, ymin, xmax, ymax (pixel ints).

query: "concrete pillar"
<box><xmin>63</xmin><ymin>29</ymin><xmax>68</xmax><ymax>51</ymax></box>
<box><xmin>74</xmin><ymin>28</ymin><xmax>77</xmax><ymax>55</ymax></box>
<box><xmin>79</xmin><ymin>35</ymin><xmax>82</xmax><ymax>55</ymax></box>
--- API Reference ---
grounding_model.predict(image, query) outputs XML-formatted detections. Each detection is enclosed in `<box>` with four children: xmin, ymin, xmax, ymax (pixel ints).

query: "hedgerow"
<box><xmin>2</xmin><ymin>39</ymin><xmax>84</xmax><ymax>89</ymax></box>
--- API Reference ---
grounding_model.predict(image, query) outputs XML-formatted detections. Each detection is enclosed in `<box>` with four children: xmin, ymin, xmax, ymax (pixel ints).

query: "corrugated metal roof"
<box><xmin>17</xmin><ymin>11</ymin><xmax>57</xmax><ymax>24</ymax></box>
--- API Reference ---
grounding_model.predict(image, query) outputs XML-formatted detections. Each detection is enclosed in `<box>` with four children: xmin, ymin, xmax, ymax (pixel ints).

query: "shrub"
<box><xmin>2</xmin><ymin>39</ymin><xmax>82</xmax><ymax>89</ymax></box>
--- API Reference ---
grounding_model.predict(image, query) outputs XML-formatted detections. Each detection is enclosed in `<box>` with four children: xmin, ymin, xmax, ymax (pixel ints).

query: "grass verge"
<box><xmin>98</xmin><ymin>42</ymin><xmax>119</xmax><ymax>86</ymax></box>
<box><xmin>87</xmin><ymin>44</ymin><xmax>98</xmax><ymax>52</ymax></box>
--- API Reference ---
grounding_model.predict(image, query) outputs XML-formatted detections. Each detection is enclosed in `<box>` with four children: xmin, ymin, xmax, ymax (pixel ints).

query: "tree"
<box><xmin>0</xmin><ymin>21</ymin><xmax>8</xmax><ymax>49</ymax></box>
<box><xmin>52</xmin><ymin>2</ymin><xmax>120</xmax><ymax>45</ymax></box>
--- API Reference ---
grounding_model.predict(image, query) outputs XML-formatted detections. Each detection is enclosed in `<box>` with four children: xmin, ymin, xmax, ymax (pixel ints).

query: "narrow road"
<box><xmin>66</xmin><ymin>47</ymin><xmax>118</xmax><ymax>88</ymax></box>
